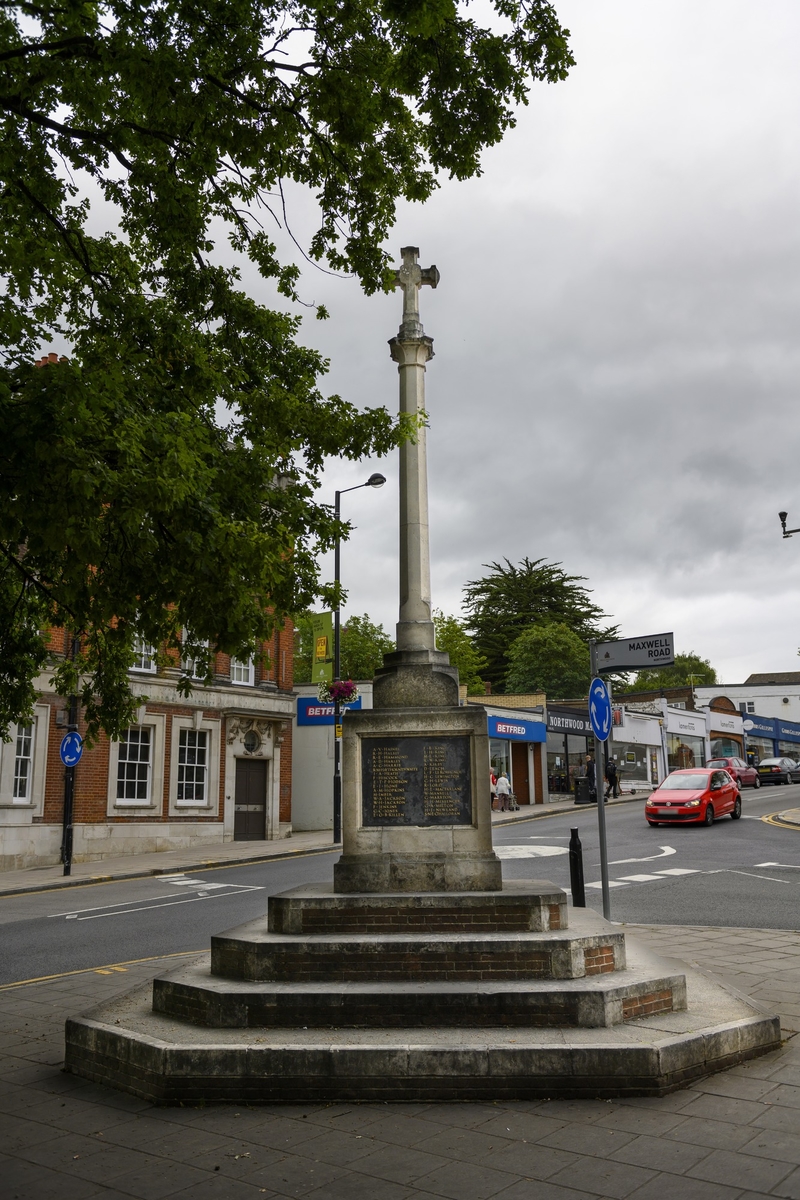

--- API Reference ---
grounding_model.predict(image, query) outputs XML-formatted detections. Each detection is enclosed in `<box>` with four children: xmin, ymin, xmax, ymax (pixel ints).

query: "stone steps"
<box><xmin>267</xmin><ymin>880</ymin><xmax>567</xmax><ymax>934</ymax></box>
<box><xmin>211</xmin><ymin>918</ymin><xmax>626</xmax><ymax>983</ymax></box>
<box><xmin>64</xmin><ymin>946</ymin><xmax>781</xmax><ymax>1102</ymax></box>
<box><xmin>153</xmin><ymin>954</ymin><xmax>686</xmax><ymax>1029</ymax></box>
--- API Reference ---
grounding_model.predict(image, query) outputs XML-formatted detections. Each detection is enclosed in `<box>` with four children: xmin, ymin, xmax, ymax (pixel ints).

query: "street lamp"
<box><xmin>779</xmin><ymin>511</ymin><xmax>800</xmax><ymax>538</ymax></box>
<box><xmin>332</xmin><ymin>472</ymin><xmax>386</xmax><ymax>843</ymax></box>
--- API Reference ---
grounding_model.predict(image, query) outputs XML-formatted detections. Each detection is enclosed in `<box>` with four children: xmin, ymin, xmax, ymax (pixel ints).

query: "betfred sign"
<box><xmin>488</xmin><ymin>714</ymin><xmax>546</xmax><ymax>743</ymax></box>
<box><xmin>297</xmin><ymin>696</ymin><xmax>362</xmax><ymax>725</ymax></box>
<box><xmin>595</xmin><ymin>632</ymin><xmax>675</xmax><ymax>672</ymax></box>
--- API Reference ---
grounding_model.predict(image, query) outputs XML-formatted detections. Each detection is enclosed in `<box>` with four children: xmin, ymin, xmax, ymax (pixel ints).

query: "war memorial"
<box><xmin>64</xmin><ymin>250</ymin><xmax>780</xmax><ymax>1102</ymax></box>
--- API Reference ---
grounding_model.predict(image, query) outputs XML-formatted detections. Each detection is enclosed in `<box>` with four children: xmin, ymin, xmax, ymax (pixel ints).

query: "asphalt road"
<box><xmin>1</xmin><ymin>784</ymin><xmax>799</xmax><ymax>986</ymax></box>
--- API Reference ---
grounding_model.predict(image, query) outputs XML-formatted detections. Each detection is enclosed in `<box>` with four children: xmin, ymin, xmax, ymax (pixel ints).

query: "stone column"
<box><xmin>372</xmin><ymin>247</ymin><xmax>459</xmax><ymax>709</ymax></box>
<box><xmin>392</xmin><ymin>335</ymin><xmax>435</xmax><ymax>653</ymax></box>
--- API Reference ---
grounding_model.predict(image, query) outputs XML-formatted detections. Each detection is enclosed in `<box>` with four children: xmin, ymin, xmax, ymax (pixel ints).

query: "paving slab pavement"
<box><xmin>0</xmin><ymin>794</ymin><xmax>641</xmax><ymax>900</ymax></box>
<box><xmin>0</xmin><ymin>921</ymin><xmax>798</xmax><ymax>1199</ymax></box>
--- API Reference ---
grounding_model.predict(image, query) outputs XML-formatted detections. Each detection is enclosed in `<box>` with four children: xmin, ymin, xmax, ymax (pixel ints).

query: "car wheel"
<box><xmin>646</xmin><ymin>820</ymin><xmax>660</xmax><ymax>827</ymax></box>
<box><xmin>787</xmin><ymin>775</ymin><xmax>794</xmax><ymax>785</ymax></box>
<box><xmin>753</xmin><ymin>776</ymin><xmax>761</xmax><ymax>789</ymax></box>
<box><xmin>704</xmin><ymin>803</ymin><xmax>715</xmax><ymax>826</ymax></box>
<box><xmin>731</xmin><ymin>796</ymin><xmax>742</xmax><ymax>820</ymax></box>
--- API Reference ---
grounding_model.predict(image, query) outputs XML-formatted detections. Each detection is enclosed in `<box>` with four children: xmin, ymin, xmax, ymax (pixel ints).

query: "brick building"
<box><xmin>0</xmin><ymin>626</ymin><xmax>295</xmax><ymax>870</ymax></box>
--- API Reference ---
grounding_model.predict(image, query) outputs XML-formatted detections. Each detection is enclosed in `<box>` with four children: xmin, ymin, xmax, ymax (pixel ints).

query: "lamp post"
<box><xmin>779</xmin><ymin>512</ymin><xmax>800</xmax><ymax>538</ymax></box>
<box><xmin>332</xmin><ymin>472</ymin><xmax>386</xmax><ymax>843</ymax></box>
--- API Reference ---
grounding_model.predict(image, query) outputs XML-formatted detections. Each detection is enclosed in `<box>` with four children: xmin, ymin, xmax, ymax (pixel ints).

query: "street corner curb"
<box><xmin>0</xmin><ymin>843</ymin><xmax>342</xmax><ymax>900</ymax></box>
<box><xmin>762</xmin><ymin>808</ymin><xmax>800</xmax><ymax>830</ymax></box>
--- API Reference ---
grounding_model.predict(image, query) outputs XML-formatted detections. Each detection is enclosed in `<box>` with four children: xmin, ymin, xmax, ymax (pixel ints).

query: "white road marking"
<box><xmin>655</xmin><ymin>868</ymin><xmax>698</xmax><ymax>876</ymax></box>
<box><xmin>586</xmin><ymin>880</ymin><xmax>629</xmax><ymax>889</ymax></box>
<box><xmin>618</xmin><ymin>874</ymin><xmax>666</xmax><ymax>882</ymax></box>
<box><xmin>755</xmin><ymin>862</ymin><xmax>800</xmax><ymax>869</ymax></box>
<box><xmin>50</xmin><ymin>880</ymin><xmax>263</xmax><ymax>919</ymax></box>
<box><xmin>607</xmin><ymin>847</ymin><xmax>676</xmax><ymax>865</ymax></box>
<box><xmin>73</xmin><ymin>889</ymin><xmax>264</xmax><ymax>921</ymax></box>
<box><xmin>494</xmin><ymin>845</ymin><xmax>569</xmax><ymax>859</ymax></box>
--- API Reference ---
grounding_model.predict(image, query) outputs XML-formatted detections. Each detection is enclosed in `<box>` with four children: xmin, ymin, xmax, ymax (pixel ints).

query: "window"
<box><xmin>747</xmin><ymin>702</ymin><xmax>755</xmax><ymax>713</ymax></box>
<box><xmin>230</xmin><ymin>657</ymin><xmax>254</xmax><ymax>686</ymax></box>
<box><xmin>132</xmin><ymin>636</ymin><xmax>156</xmax><ymax>673</ymax></box>
<box><xmin>116</xmin><ymin>726</ymin><xmax>151</xmax><ymax>802</ymax></box>
<box><xmin>176</xmin><ymin>729</ymin><xmax>207</xmax><ymax>804</ymax></box>
<box><xmin>13</xmin><ymin>723</ymin><xmax>33</xmax><ymax>800</ymax></box>
<box><xmin>181</xmin><ymin>631</ymin><xmax>210</xmax><ymax>680</ymax></box>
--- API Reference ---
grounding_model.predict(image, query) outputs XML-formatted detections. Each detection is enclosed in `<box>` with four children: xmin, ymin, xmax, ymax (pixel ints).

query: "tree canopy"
<box><xmin>293</xmin><ymin>612</ymin><xmax>393</xmax><ymax>682</ymax></box>
<box><xmin>463</xmin><ymin>558</ymin><xmax>611</xmax><ymax>693</ymax></box>
<box><xmin>0</xmin><ymin>0</ymin><xmax>573</xmax><ymax>740</ymax></box>
<box><xmin>617</xmin><ymin>653</ymin><xmax>718</xmax><ymax>694</ymax></box>
<box><xmin>504</xmin><ymin>621</ymin><xmax>590</xmax><ymax>698</ymax></box>
<box><xmin>433</xmin><ymin>610</ymin><xmax>487</xmax><ymax>694</ymax></box>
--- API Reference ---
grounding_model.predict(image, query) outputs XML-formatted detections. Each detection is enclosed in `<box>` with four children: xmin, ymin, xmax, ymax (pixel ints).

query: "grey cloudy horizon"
<box><xmin>261</xmin><ymin>0</ymin><xmax>800</xmax><ymax>688</ymax></box>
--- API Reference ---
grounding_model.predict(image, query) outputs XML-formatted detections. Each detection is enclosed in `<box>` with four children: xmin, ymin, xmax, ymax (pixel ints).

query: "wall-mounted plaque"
<box><xmin>361</xmin><ymin>735</ymin><xmax>472</xmax><ymax>826</ymax></box>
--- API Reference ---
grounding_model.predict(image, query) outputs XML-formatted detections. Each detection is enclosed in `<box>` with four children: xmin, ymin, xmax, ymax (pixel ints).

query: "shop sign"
<box><xmin>710</xmin><ymin>712</ymin><xmax>742</xmax><ymax>734</ymax></box>
<box><xmin>488</xmin><ymin>715</ymin><xmax>546</xmax><ymax>743</ymax></box>
<box><xmin>546</xmin><ymin>706</ymin><xmax>592</xmax><ymax>735</ymax></box>
<box><xmin>667</xmin><ymin>712</ymin><xmax>705</xmax><ymax>737</ymax></box>
<box><xmin>776</xmin><ymin>719</ymin><xmax>800</xmax><ymax>743</ymax></box>
<box><xmin>743</xmin><ymin>715</ymin><xmax>776</xmax><ymax>736</ymax></box>
<box><xmin>297</xmin><ymin>696</ymin><xmax>362</xmax><ymax>725</ymax></box>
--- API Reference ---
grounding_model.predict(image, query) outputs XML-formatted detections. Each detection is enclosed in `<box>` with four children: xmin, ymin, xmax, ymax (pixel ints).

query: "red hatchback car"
<box><xmin>706</xmin><ymin>756</ymin><xmax>761</xmax><ymax>789</ymax></box>
<box><xmin>645</xmin><ymin>768</ymin><xmax>742</xmax><ymax>826</ymax></box>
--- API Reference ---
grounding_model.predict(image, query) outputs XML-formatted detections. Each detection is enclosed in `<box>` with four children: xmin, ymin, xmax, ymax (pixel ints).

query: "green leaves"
<box><xmin>463</xmin><ymin>558</ymin><xmax>613</xmax><ymax>694</ymax></box>
<box><xmin>0</xmin><ymin>1</ymin><xmax>572</xmax><ymax>738</ymax></box>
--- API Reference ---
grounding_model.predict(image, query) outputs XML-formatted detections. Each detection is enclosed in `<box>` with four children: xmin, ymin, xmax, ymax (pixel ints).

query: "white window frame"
<box><xmin>169</xmin><ymin>714</ymin><xmax>220</xmax><ymax>814</ymax></box>
<box><xmin>132</xmin><ymin>635</ymin><xmax>157</xmax><ymax>674</ymax></box>
<box><xmin>115</xmin><ymin>726</ymin><xmax>152</xmax><ymax>804</ymax></box>
<box><xmin>0</xmin><ymin>705</ymin><xmax>49</xmax><ymax>811</ymax></box>
<box><xmin>12</xmin><ymin>723</ymin><xmax>34</xmax><ymax>800</ymax></box>
<box><xmin>230</xmin><ymin>656</ymin><xmax>255</xmax><ymax>686</ymax></box>
<box><xmin>107</xmin><ymin>711</ymin><xmax>165</xmax><ymax>814</ymax></box>
<box><xmin>181</xmin><ymin>630</ymin><xmax>210</xmax><ymax>680</ymax></box>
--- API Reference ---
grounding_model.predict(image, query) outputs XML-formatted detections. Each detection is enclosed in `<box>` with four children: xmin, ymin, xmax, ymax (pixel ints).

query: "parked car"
<box><xmin>706</xmin><ymin>756</ymin><xmax>760</xmax><ymax>789</ymax></box>
<box><xmin>645</xmin><ymin>768</ymin><xmax>741</xmax><ymax>826</ymax></box>
<box><xmin>756</xmin><ymin>757</ymin><xmax>800</xmax><ymax>785</ymax></box>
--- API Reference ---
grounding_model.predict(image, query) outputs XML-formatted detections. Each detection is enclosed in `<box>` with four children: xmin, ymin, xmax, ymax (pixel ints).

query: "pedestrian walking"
<box><xmin>495</xmin><ymin>771</ymin><xmax>512</xmax><ymax>812</ymax></box>
<box><xmin>490</xmin><ymin>770</ymin><xmax>498</xmax><ymax>810</ymax></box>
<box><xmin>584</xmin><ymin>754</ymin><xmax>596</xmax><ymax>802</ymax></box>
<box><xmin>605</xmin><ymin>757</ymin><xmax>620</xmax><ymax>800</ymax></box>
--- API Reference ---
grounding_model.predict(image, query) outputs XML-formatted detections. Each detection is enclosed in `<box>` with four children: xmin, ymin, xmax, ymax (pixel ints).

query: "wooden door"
<box><xmin>511</xmin><ymin>742</ymin><xmax>530</xmax><ymax>804</ymax></box>
<box><xmin>234</xmin><ymin>759</ymin><xmax>268</xmax><ymax>840</ymax></box>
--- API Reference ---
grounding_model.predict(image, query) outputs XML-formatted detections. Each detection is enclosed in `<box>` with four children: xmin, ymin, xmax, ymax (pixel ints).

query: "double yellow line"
<box><xmin>0</xmin><ymin>949</ymin><xmax>205</xmax><ymax>992</ymax></box>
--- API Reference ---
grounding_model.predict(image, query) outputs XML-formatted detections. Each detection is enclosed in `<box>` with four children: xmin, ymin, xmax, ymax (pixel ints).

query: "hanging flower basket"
<box><xmin>318</xmin><ymin>679</ymin><xmax>359</xmax><ymax>705</ymax></box>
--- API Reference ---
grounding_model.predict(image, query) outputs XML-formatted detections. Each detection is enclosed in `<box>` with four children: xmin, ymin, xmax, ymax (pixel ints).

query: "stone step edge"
<box><xmin>64</xmin><ymin>1011</ymin><xmax>782</xmax><ymax>1102</ymax></box>
<box><xmin>153</xmin><ymin>967</ymin><xmax>686</xmax><ymax>1029</ymax></box>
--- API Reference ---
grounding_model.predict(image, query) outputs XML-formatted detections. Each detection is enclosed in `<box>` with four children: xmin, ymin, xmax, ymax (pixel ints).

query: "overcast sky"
<box><xmin>254</xmin><ymin>1</ymin><xmax>800</xmax><ymax>684</ymax></box>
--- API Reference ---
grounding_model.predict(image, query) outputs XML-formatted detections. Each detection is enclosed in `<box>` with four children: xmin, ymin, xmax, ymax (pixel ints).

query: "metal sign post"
<box><xmin>588</xmin><ymin>645</ymin><xmax>612</xmax><ymax>919</ymax></box>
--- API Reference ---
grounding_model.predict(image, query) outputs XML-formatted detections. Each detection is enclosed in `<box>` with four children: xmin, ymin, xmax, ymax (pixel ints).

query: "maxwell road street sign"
<box><xmin>595</xmin><ymin>632</ymin><xmax>675</xmax><ymax>672</ymax></box>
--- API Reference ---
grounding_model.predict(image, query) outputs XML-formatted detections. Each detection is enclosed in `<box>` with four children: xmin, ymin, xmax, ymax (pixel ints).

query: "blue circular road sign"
<box><xmin>60</xmin><ymin>731</ymin><xmax>83</xmax><ymax>767</ymax></box>
<box><xmin>589</xmin><ymin>677</ymin><xmax>612</xmax><ymax>743</ymax></box>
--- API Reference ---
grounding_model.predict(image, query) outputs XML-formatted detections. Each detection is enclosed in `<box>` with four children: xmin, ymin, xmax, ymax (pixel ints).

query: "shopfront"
<box><xmin>742</xmin><ymin>715</ymin><xmax>777</xmax><ymax>763</ymax></box>
<box><xmin>609</xmin><ymin>707</ymin><xmax>664</xmax><ymax>787</ymax></box>
<box><xmin>775</xmin><ymin>717</ymin><xmax>800</xmax><ymax>760</ymax></box>
<box><xmin>546</xmin><ymin>706</ymin><xmax>594</xmax><ymax>796</ymax></box>
<box><xmin>487</xmin><ymin>711</ymin><xmax>547</xmax><ymax>804</ymax></box>
<box><xmin>665</xmin><ymin>710</ymin><xmax>706</xmax><ymax>771</ymax></box>
<box><xmin>708</xmin><ymin>707</ymin><xmax>743</xmax><ymax>758</ymax></box>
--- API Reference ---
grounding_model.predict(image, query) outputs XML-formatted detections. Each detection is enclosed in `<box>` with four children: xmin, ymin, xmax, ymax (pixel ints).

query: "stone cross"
<box><xmin>388</xmin><ymin>247</ymin><xmax>439</xmax><ymax>654</ymax></box>
<box><xmin>393</xmin><ymin>246</ymin><xmax>440</xmax><ymax>339</ymax></box>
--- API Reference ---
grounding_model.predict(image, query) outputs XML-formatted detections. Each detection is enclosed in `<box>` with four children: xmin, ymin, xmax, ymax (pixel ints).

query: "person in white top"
<box><xmin>494</xmin><ymin>771</ymin><xmax>512</xmax><ymax>812</ymax></box>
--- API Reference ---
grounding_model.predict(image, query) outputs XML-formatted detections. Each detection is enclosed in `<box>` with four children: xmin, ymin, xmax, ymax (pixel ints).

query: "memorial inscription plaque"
<box><xmin>361</xmin><ymin>735</ymin><xmax>472</xmax><ymax>826</ymax></box>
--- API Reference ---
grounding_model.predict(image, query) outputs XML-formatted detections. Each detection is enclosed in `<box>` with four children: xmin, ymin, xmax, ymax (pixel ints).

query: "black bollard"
<box><xmin>569</xmin><ymin>827</ymin><xmax>586</xmax><ymax>907</ymax></box>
